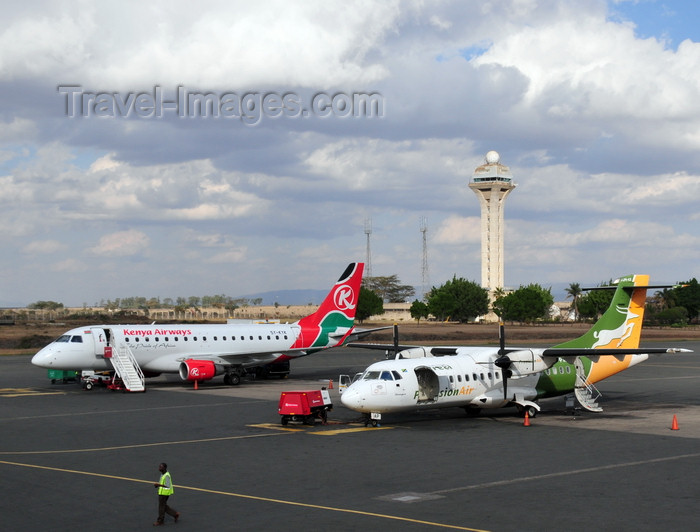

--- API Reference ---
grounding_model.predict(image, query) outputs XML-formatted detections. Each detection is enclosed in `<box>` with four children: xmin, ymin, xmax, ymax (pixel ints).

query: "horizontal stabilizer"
<box><xmin>346</xmin><ymin>342</ymin><xmax>419</xmax><ymax>351</ymax></box>
<box><xmin>543</xmin><ymin>347</ymin><xmax>692</xmax><ymax>357</ymax></box>
<box><xmin>582</xmin><ymin>284</ymin><xmax>682</xmax><ymax>291</ymax></box>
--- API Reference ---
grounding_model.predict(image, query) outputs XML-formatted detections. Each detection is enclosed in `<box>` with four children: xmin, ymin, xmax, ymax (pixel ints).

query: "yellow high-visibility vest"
<box><xmin>158</xmin><ymin>472</ymin><xmax>174</xmax><ymax>496</ymax></box>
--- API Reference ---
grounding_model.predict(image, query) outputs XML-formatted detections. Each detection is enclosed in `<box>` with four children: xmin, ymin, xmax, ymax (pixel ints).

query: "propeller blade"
<box><xmin>498</xmin><ymin>322</ymin><xmax>508</xmax><ymax>401</ymax></box>
<box><xmin>393</xmin><ymin>323</ymin><xmax>399</xmax><ymax>354</ymax></box>
<box><xmin>499</xmin><ymin>321</ymin><xmax>505</xmax><ymax>357</ymax></box>
<box><xmin>385</xmin><ymin>323</ymin><xmax>400</xmax><ymax>359</ymax></box>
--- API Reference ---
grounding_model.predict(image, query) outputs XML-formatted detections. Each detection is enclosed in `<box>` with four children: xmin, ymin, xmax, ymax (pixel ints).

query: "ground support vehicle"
<box><xmin>278</xmin><ymin>389</ymin><xmax>332</xmax><ymax>426</ymax></box>
<box><xmin>48</xmin><ymin>369</ymin><xmax>79</xmax><ymax>384</ymax></box>
<box><xmin>81</xmin><ymin>371</ymin><xmax>113</xmax><ymax>390</ymax></box>
<box><xmin>80</xmin><ymin>371</ymin><xmax>130</xmax><ymax>392</ymax></box>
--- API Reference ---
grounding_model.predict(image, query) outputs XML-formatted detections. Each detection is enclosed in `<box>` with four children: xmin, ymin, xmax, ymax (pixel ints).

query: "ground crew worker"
<box><xmin>153</xmin><ymin>462</ymin><xmax>179</xmax><ymax>526</ymax></box>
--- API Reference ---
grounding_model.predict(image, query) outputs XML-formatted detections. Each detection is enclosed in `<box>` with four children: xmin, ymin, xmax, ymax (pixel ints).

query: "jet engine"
<box><xmin>178</xmin><ymin>359</ymin><xmax>223</xmax><ymax>381</ymax></box>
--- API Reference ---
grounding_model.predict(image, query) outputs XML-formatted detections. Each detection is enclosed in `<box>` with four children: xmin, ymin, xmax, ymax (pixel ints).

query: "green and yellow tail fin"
<box><xmin>556</xmin><ymin>274</ymin><xmax>650</xmax><ymax>350</ymax></box>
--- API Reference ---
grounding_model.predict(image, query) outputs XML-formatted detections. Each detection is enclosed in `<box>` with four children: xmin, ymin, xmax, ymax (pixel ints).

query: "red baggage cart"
<box><xmin>278</xmin><ymin>389</ymin><xmax>332</xmax><ymax>425</ymax></box>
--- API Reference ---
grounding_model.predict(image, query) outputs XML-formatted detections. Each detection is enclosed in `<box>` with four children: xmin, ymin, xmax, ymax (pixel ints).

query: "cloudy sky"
<box><xmin>1</xmin><ymin>0</ymin><xmax>699</xmax><ymax>307</ymax></box>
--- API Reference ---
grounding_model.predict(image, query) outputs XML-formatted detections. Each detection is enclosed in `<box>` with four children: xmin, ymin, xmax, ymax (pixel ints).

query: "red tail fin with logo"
<box><xmin>291</xmin><ymin>263</ymin><xmax>364</xmax><ymax>350</ymax></box>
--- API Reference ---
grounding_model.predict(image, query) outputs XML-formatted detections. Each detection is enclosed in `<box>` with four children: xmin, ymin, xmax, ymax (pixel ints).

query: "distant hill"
<box><xmin>239</xmin><ymin>289</ymin><xmax>329</xmax><ymax>306</ymax></box>
<box><xmin>243</xmin><ymin>284</ymin><xmax>572</xmax><ymax>306</ymax></box>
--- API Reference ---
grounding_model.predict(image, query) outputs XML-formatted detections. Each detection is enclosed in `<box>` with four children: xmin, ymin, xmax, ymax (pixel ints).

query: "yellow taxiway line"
<box><xmin>0</xmin><ymin>459</ymin><xmax>488</xmax><ymax>531</ymax></box>
<box><xmin>0</xmin><ymin>387</ymin><xmax>65</xmax><ymax>397</ymax></box>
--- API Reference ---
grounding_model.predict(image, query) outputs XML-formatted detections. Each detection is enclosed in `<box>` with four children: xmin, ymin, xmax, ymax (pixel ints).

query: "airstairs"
<box><xmin>107</xmin><ymin>340</ymin><xmax>145</xmax><ymax>392</ymax></box>
<box><xmin>573</xmin><ymin>357</ymin><xmax>602</xmax><ymax>412</ymax></box>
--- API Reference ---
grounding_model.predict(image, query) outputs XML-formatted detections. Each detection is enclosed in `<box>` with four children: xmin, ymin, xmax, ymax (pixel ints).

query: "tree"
<box><xmin>655</xmin><ymin>288</ymin><xmax>676</xmax><ymax>310</ymax></box>
<box><xmin>577</xmin><ymin>280</ymin><xmax>615</xmax><ymax>319</ymax></box>
<box><xmin>565</xmin><ymin>282</ymin><xmax>582</xmax><ymax>321</ymax></box>
<box><xmin>654</xmin><ymin>307</ymin><xmax>689</xmax><ymax>326</ymax></box>
<box><xmin>356</xmin><ymin>286</ymin><xmax>384</xmax><ymax>323</ymax></box>
<box><xmin>674</xmin><ymin>278</ymin><xmax>700</xmax><ymax>321</ymax></box>
<box><xmin>28</xmin><ymin>301</ymin><xmax>64</xmax><ymax>310</ymax></box>
<box><xmin>410</xmin><ymin>300</ymin><xmax>429</xmax><ymax>324</ymax></box>
<box><xmin>426</xmin><ymin>276</ymin><xmax>488</xmax><ymax>322</ymax></box>
<box><xmin>363</xmin><ymin>275</ymin><xmax>415</xmax><ymax>302</ymax></box>
<box><xmin>497</xmin><ymin>284</ymin><xmax>554</xmax><ymax>323</ymax></box>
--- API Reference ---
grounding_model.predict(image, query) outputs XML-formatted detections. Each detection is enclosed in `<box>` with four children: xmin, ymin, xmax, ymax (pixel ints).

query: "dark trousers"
<box><xmin>157</xmin><ymin>495</ymin><xmax>178</xmax><ymax>523</ymax></box>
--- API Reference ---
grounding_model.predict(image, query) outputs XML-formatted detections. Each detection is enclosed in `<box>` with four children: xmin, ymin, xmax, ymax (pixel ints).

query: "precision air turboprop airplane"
<box><xmin>340</xmin><ymin>274</ymin><xmax>692</xmax><ymax>425</ymax></box>
<box><xmin>32</xmin><ymin>263</ymin><xmax>365</xmax><ymax>391</ymax></box>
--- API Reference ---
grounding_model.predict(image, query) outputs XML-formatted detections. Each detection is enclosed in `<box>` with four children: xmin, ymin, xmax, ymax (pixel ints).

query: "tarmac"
<box><xmin>1</xmin><ymin>341</ymin><xmax>699</xmax><ymax>531</ymax></box>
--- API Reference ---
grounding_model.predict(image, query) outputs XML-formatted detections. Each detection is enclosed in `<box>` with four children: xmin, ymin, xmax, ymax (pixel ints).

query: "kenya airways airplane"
<box><xmin>32</xmin><ymin>263</ymin><xmax>365</xmax><ymax>390</ymax></box>
<box><xmin>341</xmin><ymin>274</ymin><xmax>692</xmax><ymax>425</ymax></box>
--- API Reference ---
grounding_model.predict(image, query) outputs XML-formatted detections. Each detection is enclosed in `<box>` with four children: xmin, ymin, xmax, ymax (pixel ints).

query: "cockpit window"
<box><xmin>391</xmin><ymin>371</ymin><xmax>402</xmax><ymax>380</ymax></box>
<box><xmin>70</xmin><ymin>336</ymin><xmax>83</xmax><ymax>343</ymax></box>
<box><xmin>380</xmin><ymin>371</ymin><xmax>393</xmax><ymax>381</ymax></box>
<box><xmin>55</xmin><ymin>335</ymin><xmax>71</xmax><ymax>343</ymax></box>
<box><xmin>363</xmin><ymin>371</ymin><xmax>381</xmax><ymax>380</ymax></box>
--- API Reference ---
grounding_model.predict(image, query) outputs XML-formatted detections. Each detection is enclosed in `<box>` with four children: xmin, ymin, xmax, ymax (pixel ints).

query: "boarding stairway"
<box><xmin>108</xmin><ymin>339</ymin><xmax>145</xmax><ymax>392</ymax></box>
<box><xmin>574</xmin><ymin>357</ymin><xmax>602</xmax><ymax>412</ymax></box>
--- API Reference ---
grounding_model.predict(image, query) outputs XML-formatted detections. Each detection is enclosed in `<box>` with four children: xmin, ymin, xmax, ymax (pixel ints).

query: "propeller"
<box><xmin>493</xmin><ymin>322</ymin><xmax>513</xmax><ymax>401</ymax></box>
<box><xmin>385</xmin><ymin>323</ymin><xmax>400</xmax><ymax>359</ymax></box>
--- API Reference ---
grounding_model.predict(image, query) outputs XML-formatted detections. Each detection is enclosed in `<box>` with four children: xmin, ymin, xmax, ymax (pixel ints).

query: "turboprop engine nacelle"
<box><xmin>503</xmin><ymin>349</ymin><xmax>553</xmax><ymax>377</ymax></box>
<box><xmin>178</xmin><ymin>359</ymin><xmax>224</xmax><ymax>382</ymax></box>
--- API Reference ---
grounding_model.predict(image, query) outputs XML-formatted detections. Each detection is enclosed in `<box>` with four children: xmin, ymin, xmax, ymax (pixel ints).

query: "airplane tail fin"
<box><xmin>555</xmin><ymin>274</ymin><xmax>652</xmax><ymax>385</ymax></box>
<box><xmin>556</xmin><ymin>274</ymin><xmax>650</xmax><ymax>350</ymax></box>
<box><xmin>291</xmin><ymin>263</ymin><xmax>364</xmax><ymax>350</ymax></box>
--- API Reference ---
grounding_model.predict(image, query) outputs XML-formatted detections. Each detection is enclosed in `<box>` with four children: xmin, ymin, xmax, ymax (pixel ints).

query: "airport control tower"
<box><xmin>469</xmin><ymin>151</ymin><xmax>516</xmax><ymax>292</ymax></box>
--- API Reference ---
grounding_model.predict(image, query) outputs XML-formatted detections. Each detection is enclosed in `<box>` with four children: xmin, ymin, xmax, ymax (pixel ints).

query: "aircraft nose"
<box><xmin>31</xmin><ymin>348</ymin><xmax>56</xmax><ymax>368</ymax></box>
<box><xmin>340</xmin><ymin>386</ymin><xmax>364</xmax><ymax>411</ymax></box>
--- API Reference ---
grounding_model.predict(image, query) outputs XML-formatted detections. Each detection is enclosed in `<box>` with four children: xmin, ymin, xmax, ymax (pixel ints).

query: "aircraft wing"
<box><xmin>541</xmin><ymin>347</ymin><xmax>692</xmax><ymax>363</ymax></box>
<box><xmin>151</xmin><ymin>352</ymin><xmax>284</xmax><ymax>370</ymax></box>
<box><xmin>340</xmin><ymin>326</ymin><xmax>395</xmax><ymax>344</ymax></box>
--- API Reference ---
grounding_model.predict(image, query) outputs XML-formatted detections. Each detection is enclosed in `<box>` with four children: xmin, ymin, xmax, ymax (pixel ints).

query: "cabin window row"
<box><xmin>544</xmin><ymin>366</ymin><xmax>572</xmax><ymax>375</ymax></box>
<box><xmin>450</xmin><ymin>372</ymin><xmax>501</xmax><ymax>383</ymax></box>
<box><xmin>124</xmin><ymin>334</ymin><xmax>289</xmax><ymax>343</ymax></box>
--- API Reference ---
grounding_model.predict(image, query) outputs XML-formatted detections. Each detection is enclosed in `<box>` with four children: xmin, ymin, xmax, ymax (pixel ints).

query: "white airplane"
<box><xmin>32</xmin><ymin>263</ymin><xmax>366</xmax><ymax>389</ymax></box>
<box><xmin>340</xmin><ymin>274</ymin><xmax>692</xmax><ymax>425</ymax></box>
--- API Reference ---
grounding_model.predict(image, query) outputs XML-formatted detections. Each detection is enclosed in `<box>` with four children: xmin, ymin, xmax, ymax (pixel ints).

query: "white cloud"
<box><xmin>89</xmin><ymin>229</ymin><xmax>150</xmax><ymax>257</ymax></box>
<box><xmin>89</xmin><ymin>153</ymin><xmax>121</xmax><ymax>173</ymax></box>
<box><xmin>0</xmin><ymin>1</ymin><xmax>400</xmax><ymax>88</ymax></box>
<box><xmin>1</xmin><ymin>1</ymin><xmax>700</xmax><ymax>305</ymax></box>
<box><xmin>22</xmin><ymin>240</ymin><xmax>62</xmax><ymax>255</ymax></box>
<box><xmin>434</xmin><ymin>215</ymin><xmax>482</xmax><ymax>245</ymax></box>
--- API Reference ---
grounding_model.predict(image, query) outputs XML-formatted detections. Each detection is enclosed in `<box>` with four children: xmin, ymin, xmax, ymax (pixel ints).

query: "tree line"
<box><xmin>26</xmin><ymin>275</ymin><xmax>699</xmax><ymax>326</ymax></box>
<box><xmin>27</xmin><ymin>295</ymin><xmax>268</xmax><ymax>313</ymax></box>
<box><xmin>356</xmin><ymin>275</ymin><xmax>700</xmax><ymax>325</ymax></box>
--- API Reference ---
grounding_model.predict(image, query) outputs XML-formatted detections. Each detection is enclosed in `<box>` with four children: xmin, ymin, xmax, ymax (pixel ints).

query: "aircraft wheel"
<box><xmin>525</xmin><ymin>405</ymin><xmax>538</xmax><ymax>418</ymax></box>
<box><xmin>371</xmin><ymin>419</ymin><xmax>379</xmax><ymax>427</ymax></box>
<box><xmin>229</xmin><ymin>374</ymin><xmax>241</xmax><ymax>386</ymax></box>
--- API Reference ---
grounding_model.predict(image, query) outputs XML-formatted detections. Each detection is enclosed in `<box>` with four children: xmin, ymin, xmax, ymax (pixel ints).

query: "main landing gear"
<box><xmin>516</xmin><ymin>404</ymin><xmax>539</xmax><ymax>418</ymax></box>
<box><xmin>223</xmin><ymin>370</ymin><xmax>243</xmax><ymax>386</ymax></box>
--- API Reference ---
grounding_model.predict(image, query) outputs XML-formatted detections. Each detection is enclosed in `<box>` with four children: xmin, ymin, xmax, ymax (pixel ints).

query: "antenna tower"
<box><xmin>420</xmin><ymin>216</ymin><xmax>429</xmax><ymax>298</ymax></box>
<box><xmin>364</xmin><ymin>218</ymin><xmax>373</xmax><ymax>279</ymax></box>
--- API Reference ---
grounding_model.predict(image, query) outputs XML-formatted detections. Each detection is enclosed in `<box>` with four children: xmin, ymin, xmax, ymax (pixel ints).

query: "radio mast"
<box><xmin>364</xmin><ymin>218</ymin><xmax>373</xmax><ymax>279</ymax></box>
<box><xmin>420</xmin><ymin>216</ymin><xmax>429</xmax><ymax>299</ymax></box>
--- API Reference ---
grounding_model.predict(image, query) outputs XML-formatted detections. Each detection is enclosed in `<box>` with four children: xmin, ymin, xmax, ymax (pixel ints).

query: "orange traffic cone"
<box><xmin>328</xmin><ymin>379</ymin><xmax>333</xmax><ymax>389</ymax></box>
<box><xmin>194</xmin><ymin>380</ymin><xmax>198</xmax><ymax>390</ymax></box>
<box><xmin>523</xmin><ymin>411</ymin><xmax>530</xmax><ymax>427</ymax></box>
<box><xmin>671</xmin><ymin>415</ymin><xmax>679</xmax><ymax>431</ymax></box>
